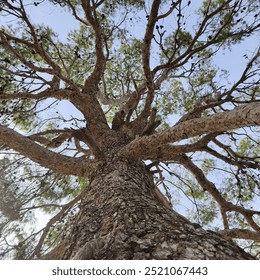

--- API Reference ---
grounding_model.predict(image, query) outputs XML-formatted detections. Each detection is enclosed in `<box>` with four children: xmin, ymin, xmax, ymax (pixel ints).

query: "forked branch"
<box><xmin>0</xmin><ymin>124</ymin><xmax>98</xmax><ymax>177</ymax></box>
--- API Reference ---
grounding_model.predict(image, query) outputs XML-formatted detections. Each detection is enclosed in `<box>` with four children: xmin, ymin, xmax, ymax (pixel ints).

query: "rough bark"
<box><xmin>45</xmin><ymin>159</ymin><xmax>254</xmax><ymax>260</ymax></box>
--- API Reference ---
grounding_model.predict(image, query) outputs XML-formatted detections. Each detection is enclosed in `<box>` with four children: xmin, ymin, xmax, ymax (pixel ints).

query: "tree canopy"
<box><xmin>0</xmin><ymin>0</ymin><xmax>259</xmax><ymax>259</ymax></box>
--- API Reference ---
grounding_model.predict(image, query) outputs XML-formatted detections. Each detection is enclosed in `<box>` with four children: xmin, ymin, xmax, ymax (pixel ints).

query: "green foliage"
<box><xmin>104</xmin><ymin>37</ymin><xmax>144</xmax><ymax>98</ymax></box>
<box><xmin>237</xmin><ymin>136</ymin><xmax>260</xmax><ymax>159</ymax></box>
<box><xmin>201</xmin><ymin>158</ymin><xmax>216</xmax><ymax>175</ymax></box>
<box><xmin>156</xmin><ymin>59</ymin><xmax>217</xmax><ymax>120</ymax></box>
<box><xmin>198</xmin><ymin>200</ymin><xmax>219</xmax><ymax>226</ymax></box>
<box><xmin>0</xmin><ymin>171</ymin><xmax>22</xmax><ymax>221</ymax></box>
<box><xmin>0</xmin><ymin>98</ymin><xmax>37</xmax><ymax>130</ymax></box>
<box><xmin>101</xmin><ymin>0</ymin><xmax>145</xmax><ymax>14</ymax></box>
<box><xmin>199</xmin><ymin>0</ymin><xmax>259</xmax><ymax>48</ymax></box>
<box><xmin>158</xmin><ymin>80</ymin><xmax>185</xmax><ymax>116</ymax></box>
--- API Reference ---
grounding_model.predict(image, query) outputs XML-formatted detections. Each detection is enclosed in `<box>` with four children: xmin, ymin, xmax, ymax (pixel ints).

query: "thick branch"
<box><xmin>143</xmin><ymin>133</ymin><xmax>218</xmax><ymax>161</ymax></box>
<box><xmin>61</xmin><ymin>0</ymin><xmax>109</xmax><ymax>138</ymax></box>
<box><xmin>142</xmin><ymin>0</ymin><xmax>161</xmax><ymax>88</ymax></box>
<box><xmin>0</xmin><ymin>89</ymin><xmax>52</xmax><ymax>100</ymax></box>
<box><xmin>218</xmin><ymin>229</ymin><xmax>260</xmax><ymax>242</ymax></box>
<box><xmin>0</xmin><ymin>124</ymin><xmax>97</xmax><ymax>177</ymax></box>
<box><xmin>120</xmin><ymin>102</ymin><xmax>260</xmax><ymax>160</ymax></box>
<box><xmin>81</xmin><ymin>0</ymin><xmax>106</xmax><ymax>89</ymax></box>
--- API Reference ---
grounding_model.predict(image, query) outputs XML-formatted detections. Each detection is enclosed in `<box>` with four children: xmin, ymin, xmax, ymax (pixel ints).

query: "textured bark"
<box><xmin>47</xmin><ymin>159</ymin><xmax>254</xmax><ymax>260</ymax></box>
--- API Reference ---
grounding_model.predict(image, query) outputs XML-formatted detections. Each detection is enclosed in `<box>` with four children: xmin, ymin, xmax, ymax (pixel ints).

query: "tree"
<box><xmin>0</xmin><ymin>0</ymin><xmax>259</xmax><ymax>260</ymax></box>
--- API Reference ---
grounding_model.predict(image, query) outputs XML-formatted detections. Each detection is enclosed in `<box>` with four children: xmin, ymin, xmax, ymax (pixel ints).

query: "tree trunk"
<box><xmin>47</xmin><ymin>159</ymin><xmax>254</xmax><ymax>260</ymax></box>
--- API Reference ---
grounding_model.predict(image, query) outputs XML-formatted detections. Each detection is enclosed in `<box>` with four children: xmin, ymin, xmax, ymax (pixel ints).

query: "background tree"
<box><xmin>0</xmin><ymin>0</ymin><xmax>259</xmax><ymax>259</ymax></box>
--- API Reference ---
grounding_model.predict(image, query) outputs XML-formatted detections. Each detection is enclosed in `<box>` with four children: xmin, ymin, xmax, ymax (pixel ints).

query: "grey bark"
<box><xmin>47</xmin><ymin>159</ymin><xmax>254</xmax><ymax>260</ymax></box>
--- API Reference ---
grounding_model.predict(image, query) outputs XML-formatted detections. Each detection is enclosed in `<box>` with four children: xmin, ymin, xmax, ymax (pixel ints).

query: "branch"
<box><xmin>70</xmin><ymin>128</ymin><xmax>103</xmax><ymax>159</ymax></box>
<box><xmin>81</xmin><ymin>0</ymin><xmax>106</xmax><ymax>90</ymax></box>
<box><xmin>67</xmin><ymin>0</ymin><xmax>89</xmax><ymax>26</ymax></box>
<box><xmin>225</xmin><ymin>51</ymin><xmax>260</xmax><ymax>100</ymax></box>
<box><xmin>157</xmin><ymin>0</ymin><xmax>180</xmax><ymax>20</ymax></box>
<box><xmin>0</xmin><ymin>124</ymin><xmax>97</xmax><ymax>177</ymax></box>
<box><xmin>152</xmin><ymin>1</ymin><xmax>259</xmax><ymax>77</ymax></box>
<box><xmin>60</xmin><ymin>0</ymin><xmax>110</xmax><ymax>138</ymax></box>
<box><xmin>218</xmin><ymin>229</ymin><xmax>260</xmax><ymax>242</ymax></box>
<box><xmin>0</xmin><ymin>32</ymin><xmax>55</xmax><ymax>75</ymax></box>
<box><xmin>143</xmin><ymin>133</ymin><xmax>218</xmax><ymax>161</ymax></box>
<box><xmin>28</xmin><ymin>129</ymin><xmax>72</xmax><ymax>148</ymax></box>
<box><xmin>120</xmin><ymin>102</ymin><xmax>260</xmax><ymax>160</ymax></box>
<box><xmin>29</xmin><ymin>190</ymin><xmax>85</xmax><ymax>259</ymax></box>
<box><xmin>178</xmin><ymin>154</ymin><xmax>260</xmax><ymax>231</ymax></box>
<box><xmin>0</xmin><ymin>30</ymin><xmax>78</xmax><ymax>91</ymax></box>
<box><xmin>0</xmin><ymin>89</ymin><xmax>52</xmax><ymax>101</ymax></box>
<box><xmin>204</xmin><ymin>146</ymin><xmax>260</xmax><ymax>170</ymax></box>
<box><xmin>142</xmin><ymin>0</ymin><xmax>161</xmax><ymax>89</ymax></box>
